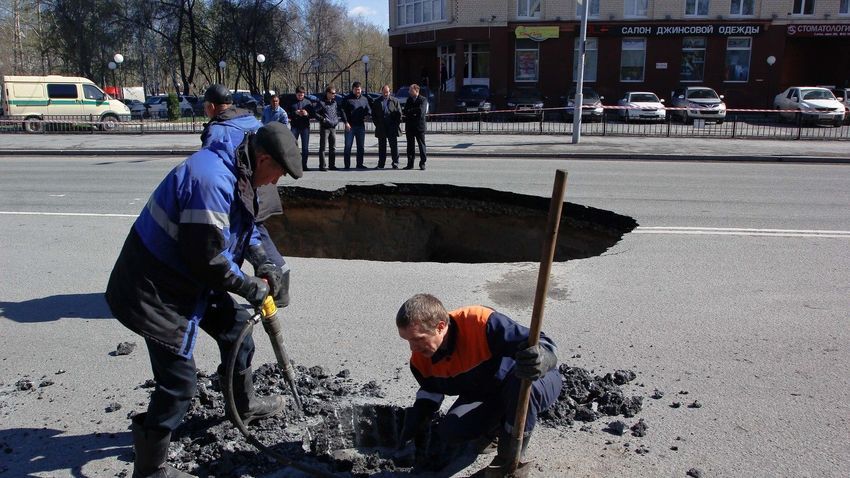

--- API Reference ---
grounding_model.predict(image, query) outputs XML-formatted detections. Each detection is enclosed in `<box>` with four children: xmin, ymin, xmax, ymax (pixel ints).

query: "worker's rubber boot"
<box><xmin>221</xmin><ymin>367</ymin><xmax>285</xmax><ymax>425</ymax></box>
<box><xmin>481</xmin><ymin>429</ymin><xmax>532</xmax><ymax>478</ymax></box>
<box><xmin>131</xmin><ymin>414</ymin><xmax>195</xmax><ymax>478</ymax></box>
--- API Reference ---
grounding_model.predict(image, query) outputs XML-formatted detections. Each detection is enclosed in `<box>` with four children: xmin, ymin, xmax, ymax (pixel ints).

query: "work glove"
<box><xmin>235</xmin><ymin>275</ymin><xmax>270</xmax><ymax>308</ymax></box>
<box><xmin>514</xmin><ymin>340</ymin><xmax>558</xmax><ymax>381</ymax></box>
<box><xmin>398</xmin><ymin>399</ymin><xmax>439</xmax><ymax>448</ymax></box>
<box><xmin>255</xmin><ymin>262</ymin><xmax>284</xmax><ymax>298</ymax></box>
<box><xmin>246</xmin><ymin>244</ymin><xmax>291</xmax><ymax>308</ymax></box>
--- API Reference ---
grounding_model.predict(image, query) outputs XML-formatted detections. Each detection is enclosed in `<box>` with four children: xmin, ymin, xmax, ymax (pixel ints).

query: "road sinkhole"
<box><xmin>265</xmin><ymin>183</ymin><xmax>637</xmax><ymax>263</ymax></box>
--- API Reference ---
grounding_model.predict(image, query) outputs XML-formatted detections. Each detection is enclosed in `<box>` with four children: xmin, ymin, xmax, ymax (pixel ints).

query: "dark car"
<box><xmin>395</xmin><ymin>86</ymin><xmax>436</xmax><ymax>115</ymax></box>
<box><xmin>455</xmin><ymin>85</ymin><xmax>492</xmax><ymax>114</ymax></box>
<box><xmin>232</xmin><ymin>92</ymin><xmax>264</xmax><ymax>114</ymax></box>
<box><xmin>563</xmin><ymin>87</ymin><xmax>604</xmax><ymax>122</ymax></box>
<box><xmin>506</xmin><ymin>88</ymin><xmax>544</xmax><ymax>120</ymax></box>
<box><xmin>184</xmin><ymin>95</ymin><xmax>205</xmax><ymax>116</ymax></box>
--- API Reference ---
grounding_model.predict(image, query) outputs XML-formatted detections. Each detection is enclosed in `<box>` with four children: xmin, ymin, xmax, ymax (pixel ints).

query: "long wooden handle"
<box><xmin>508</xmin><ymin>169</ymin><xmax>568</xmax><ymax>472</ymax></box>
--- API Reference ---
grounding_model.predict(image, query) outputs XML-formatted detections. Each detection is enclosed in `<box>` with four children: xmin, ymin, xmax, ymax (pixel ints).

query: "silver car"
<box><xmin>617</xmin><ymin>91</ymin><xmax>666</xmax><ymax>122</ymax></box>
<box><xmin>670</xmin><ymin>86</ymin><xmax>726</xmax><ymax>124</ymax></box>
<box><xmin>773</xmin><ymin>87</ymin><xmax>845</xmax><ymax>127</ymax></box>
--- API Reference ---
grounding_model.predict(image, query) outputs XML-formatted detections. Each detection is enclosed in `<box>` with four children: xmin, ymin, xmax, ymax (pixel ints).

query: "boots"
<box><xmin>219</xmin><ymin>366</ymin><xmax>285</xmax><ymax>426</ymax></box>
<box><xmin>482</xmin><ymin>429</ymin><xmax>533</xmax><ymax>478</ymax></box>
<box><xmin>131</xmin><ymin>414</ymin><xmax>194</xmax><ymax>478</ymax></box>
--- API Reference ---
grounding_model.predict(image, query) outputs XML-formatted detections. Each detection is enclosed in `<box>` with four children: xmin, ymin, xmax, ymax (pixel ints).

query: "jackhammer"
<box><xmin>224</xmin><ymin>295</ymin><xmax>336</xmax><ymax>478</ymax></box>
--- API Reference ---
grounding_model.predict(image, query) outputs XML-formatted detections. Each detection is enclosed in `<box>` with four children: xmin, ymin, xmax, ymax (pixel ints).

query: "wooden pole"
<box><xmin>507</xmin><ymin>169</ymin><xmax>568</xmax><ymax>473</ymax></box>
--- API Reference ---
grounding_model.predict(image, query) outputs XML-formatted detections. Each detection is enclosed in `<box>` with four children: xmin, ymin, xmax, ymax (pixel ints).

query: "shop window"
<box><xmin>518</xmin><ymin>0</ymin><xmax>541</xmax><ymax>18</ymax></box>
<box><xmin>685</xmin><ymin>0</ymin><xmax>710</xmax><ymax>16</ymax></box>
<box><xmin>624</xmin><ymin>0</ymin><xmax>648</xmax><ymax>17</ymax></box>
<box><xmin>515</xmin><ymin>40</ymin><xmax>539</xmax><ymax>82</ymax></box>
<box><xmin>681</xmin><ymin>37</ymin><xmax>706</xmax><ymax>82</ymax></box>
<box><xmin>730</xmin><ymin>0</ymin><xmax>755</xmax><ymax>15</ymax></box>
<box><xmin>576</xmin><ymin>0</ymin><xmax>600</xmax><ymax>18</ymax></box>
<box><xmin>573</xmin><ymin>37</ymin><xmax>598</xmax><ymax>82</ymax></box>
<box><xmin>724</xmin><ymin>37</ymin><xmax>751</xmax><ymax>82</ymax></box>
<box><xmin>792</xmin><ymin>0</ymin><xmax>814</xmax><ymax>15</ymax></box>
<box><xmin>841</xmin><ymin>0</ymin><xmax>849</xmax><ymax>14</ymax></box>
<box><xmin>620</xmin><ymin>38</ymin><xmax>646</xmax><ymax>82</ymax></box>
<box><xmin>397</xmin><ymin>0</ymin><xmax>444</xmax><ymax>26</ymax></box>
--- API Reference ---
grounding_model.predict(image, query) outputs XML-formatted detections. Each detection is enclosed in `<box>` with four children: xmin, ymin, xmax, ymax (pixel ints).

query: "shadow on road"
<box><xmin>0</xmin><ymin>427</ymin><xmax>131</xmax><ymax>477</ymax></box>
<box><xmin>0</xmin><ymin>293</ymin><xmax>111</xmax><ymax>323</ymax></box>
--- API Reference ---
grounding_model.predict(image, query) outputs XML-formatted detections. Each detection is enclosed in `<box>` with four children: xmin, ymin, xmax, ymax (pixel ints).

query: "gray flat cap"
<box><xmin>252</xmin><ymin>122</ymin><xmax>303</xmax><ymax>179</ymax></box>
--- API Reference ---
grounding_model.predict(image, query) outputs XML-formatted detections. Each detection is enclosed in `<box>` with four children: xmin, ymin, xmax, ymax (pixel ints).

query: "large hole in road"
<box><xmin>265</xmin><ymin>183</ymin><xmax>637</xmax><ymax>263</ymax></box>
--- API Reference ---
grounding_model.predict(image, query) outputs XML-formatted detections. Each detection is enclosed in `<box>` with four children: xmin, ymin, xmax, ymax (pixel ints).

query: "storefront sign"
<box><xmin>515</xmin><ymin>26</ymin><xmax>560</xmax><ymax>41</ymax></box>
<box><xmin>655</xmin><ymin>62</ymin><xmax>668</xmax><ymax>69</ymax></box>
<box><xmin>786</xmin><ymin>24</ymin><xmax>850</xmax><ymax>37</ymax></box>
<box><xmin>588</xmin><ymin>23</ymin><xmax>766</xmax><ymax>36</ymax></box>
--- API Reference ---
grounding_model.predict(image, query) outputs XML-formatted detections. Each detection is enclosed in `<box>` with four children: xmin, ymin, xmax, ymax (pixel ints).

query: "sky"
<box><xmin>344</xmin><ymin>0</ymin><xmax>390</xmax><ymax>31</ymax></box>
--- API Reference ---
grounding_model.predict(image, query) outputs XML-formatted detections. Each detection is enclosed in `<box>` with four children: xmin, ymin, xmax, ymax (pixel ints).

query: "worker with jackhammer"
<box><xmin>395</xmin><ymin>294</ymin><xmax>563</xmax><ymax>477</ymax></box>
<box><xmin>105</xmin><ymin>122</ymin><xmax>302</xmax><ymax>478</ymax></box>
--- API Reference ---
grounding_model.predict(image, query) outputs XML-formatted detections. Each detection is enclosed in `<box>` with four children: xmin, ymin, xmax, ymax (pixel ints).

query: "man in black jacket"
<box><xmin>340</xmin><ymin>81</ymin><xmax>370</xmax><ymax>169</ymax></box>
<box><xmin>371</xmin><ymin>84</ymin><xmax>402</xmax><ymax>169</ymax></box>
<box><xmin>287</xmin><ymin>86</ymin><xmax>314</xmax><ymax>171</ymax></box>
<box><xmin>314</xmin><ymin>85</ymin><xmax>340</xmax><ymax>171</ymax></box>
<box><xmin>402</xmin><ymin>83</ymin><xmax>428</xmax><ymax>170</ymax></box>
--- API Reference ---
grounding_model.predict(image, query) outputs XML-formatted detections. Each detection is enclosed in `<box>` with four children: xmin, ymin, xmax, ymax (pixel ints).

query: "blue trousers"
<box><xmin>344</xmin><ymin>124</ymin><xmax>366</xmax><ymax>168</ymax></box>
<box><xmin>291</xmin><ymin>125</ymin><xmax>310</xmax><ymax>168</ymax></box>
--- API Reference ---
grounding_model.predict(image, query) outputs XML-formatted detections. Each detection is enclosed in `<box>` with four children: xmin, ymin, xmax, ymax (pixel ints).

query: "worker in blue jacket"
<box><xmin>105</xmin><ymin>122</ymin><xmax>303</xmax><ymax>478</ymax></box>
<box><xmin>201</xmin><ymin>84</ymin><xmax>291</xmax><ymax>309</ymax></box>
<box><xmin>396</xmin><ymin>294</ymin><xmax>562</xmax><ymax>476</ymax></box>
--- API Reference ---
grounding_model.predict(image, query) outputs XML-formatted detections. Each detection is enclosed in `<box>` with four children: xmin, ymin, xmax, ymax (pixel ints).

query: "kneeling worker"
<box><xmin>105</xmin><ymin>123</ymin><xmax>303</xmax><ymax>478</ymax></box>
<box><xmin>396</xmin><ymin>294</ymin><xmax>563</xmax><ymax>476</ymax></box>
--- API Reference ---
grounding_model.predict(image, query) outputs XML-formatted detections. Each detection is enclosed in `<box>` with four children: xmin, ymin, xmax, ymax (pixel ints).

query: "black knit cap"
<box><xmin>203</xmin><ymin>84</ymin><xmax>232</xmax><ymax>105</ymax></box>
<box><xmin>252</xmin><ymin>122</ymin><xmax>303</xmax><ymax>179</ymax></box>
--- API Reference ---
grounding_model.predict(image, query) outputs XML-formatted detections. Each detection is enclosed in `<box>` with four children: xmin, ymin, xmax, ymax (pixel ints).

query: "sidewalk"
<box><xmin>1</xmin><ymin>132</ymin><xmax>848</xmax><ymax>162</ymax></box>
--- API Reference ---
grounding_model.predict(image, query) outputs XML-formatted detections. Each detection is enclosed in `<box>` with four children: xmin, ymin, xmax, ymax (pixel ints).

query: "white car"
<box><xmin>670</xmin><ymin>86</ymin><xmax>726</xmax><ymax>124</ymax></box>
<box><xmin>617</xmin><ymin>91</ymin><xmax>666</xmax><ymax>122</ymax></box>
<box><xmin>831</xmin><ymin>87</ymin><xmax>849</xmax><ymax>124</ymax></box>
<box><xmin>144</xmin><ymin>95</ymin><xmax>194</xmax><ymax>118</ymax></box>
<box><xmin>773</xmin><ymin>87</ymin><xmax>845</xmax><ymax>127</ymax></box>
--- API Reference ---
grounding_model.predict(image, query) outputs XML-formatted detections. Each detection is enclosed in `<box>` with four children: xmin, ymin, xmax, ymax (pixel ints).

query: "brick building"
<box><xmin>388</xmin><ymin>0</ymin><xmax>850</xmax><ymax>109</ymax></box>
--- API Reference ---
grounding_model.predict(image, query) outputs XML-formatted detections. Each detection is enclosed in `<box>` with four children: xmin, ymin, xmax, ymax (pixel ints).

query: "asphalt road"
<box><xmin>1</xmin><ymin>155</ymin><xmax>849</xmax><ymax>477</ymax></box>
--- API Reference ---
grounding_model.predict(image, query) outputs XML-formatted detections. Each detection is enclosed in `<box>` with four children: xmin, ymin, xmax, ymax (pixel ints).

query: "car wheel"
<box><xmin>100</xmin><ymin>114</ymin><xmax>119</xmax><ymax>131</ymax></box>
<box><xmin>23</xmin><ymin>116</ymin><xmax>44</xmax><ymax>133</ymax></box>
<box><xmin>682</xmin><ymin>112</ymin><xmax>692</xmax><ymax>125</ymax></box>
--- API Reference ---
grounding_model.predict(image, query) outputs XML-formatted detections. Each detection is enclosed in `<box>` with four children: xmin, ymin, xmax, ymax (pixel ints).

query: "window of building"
<box><xmin>685</xmin><ymin>0</ymin><xmax>710</xmax><ymax>16</ymax></box>
<box><xmin>515</xmin><ymin>39</ymin><xmax>539</xmax><ymax>81</ymax></box>
<box><xmin>397</xmin><ymin>0</ymin><xmax>444</xmax><ymax>26</ymax></box>
<box><xmin>465</xmin><ymin>43</ymin><xmax>490</xmax><ymax>79</ymax></box>
<box><xmin>576</xmin><ymin>0</ymin><xmax>600</xmax><ymax>18</ymax></box>
<box><xmin>47</xmin><ymin>84</ymin><xmax>77</xmax><ymax>99</ymax></box>
<box><xmin>518</xmin><ymin>0</ymin><xmax>541</xmax><ymax>18</ymax></box>
<box><xmin>681</xmin><ymin>37</ymin><xmax>706</xmax><ymax>81</ymax></box>
<box><xmin>620</xmin><ymin>38</ymin><xmax>646</xmax><ymax>82</ymax></box>
<box><xmin>573</xmin><ymin>37</ymin><xmax>598</xmax><ymax>82</ymax></box>
<box><xmin>724</xmin><ymin>37</ymin><xmax>751</xmax><ymax>82</ymax></box>
<box><xmin>792</xmin><ymin>0</ymin><xmax>814</xmax><ymax>14</ymax></box>
<box><xmin>624</xmin><ymin>0</ymin><xmax>648</xmax><ymax>17</ymax></box>
<box><xmin>730</xmin><ymin>0</ymin><xmax>755</xmax><ymax>15</ymax></box>
<box><xmin>840</xmin><ymin>0</ymin><xmax>849</xmax><ymax>14</ymax></box>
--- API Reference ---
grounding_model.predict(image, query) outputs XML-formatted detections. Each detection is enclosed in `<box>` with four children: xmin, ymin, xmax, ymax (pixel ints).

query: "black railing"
<box><xmin>1</xmin><ymin>107</ymin><xmax>848</xmax><ymax>140</ymax></box>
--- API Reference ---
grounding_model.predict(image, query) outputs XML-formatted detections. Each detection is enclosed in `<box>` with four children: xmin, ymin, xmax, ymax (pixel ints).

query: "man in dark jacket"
<box><xmin>395</xmin><ymin>294</ymin><xmax>562</xmax><ymax>476</ymax></box>
<box><xmin>340</xmin><ymin>81</ymin><xmax>370</xmax><ymax>169</ymax></box>
<box><xmin>402</xmin><ymin>83</ymin><xmax>428</xmax><ymax>170</ymax></box>
<box><xmin>371</xmin><ymin>84</ymin><xmax>402</xmax><ymax>169</ymax></box>
<box><xmin>106</xmin><ymin>123</ymin><xmax>303</xmax><ymax>478</ymax></box>
<box><xmin>201</xmin><ymin>84</ymin><xmax>291</xmax><ymax>309</ymax></box>
<box><xmin>286</xmin><ymin>86</ymin><xmax>314</xmax><ymax>171</ymax></box>
<box><xmin>314</xmin><ymin>85</ymin><xmax>340</xmax><ymax>171</ymax></box>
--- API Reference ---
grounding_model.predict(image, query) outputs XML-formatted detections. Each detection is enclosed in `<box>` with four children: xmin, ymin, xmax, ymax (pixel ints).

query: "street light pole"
<box><xmin>113</xmin><ymin>53</ymin><xmax>124</xmax><ymax>99</ymax></box>
<box><xmin>218</xmin><ymin>60</ymin><xmax>226</xmax><ymax>85</ymax></box>
<box><xmin>256</xmin><ymin>54</ymin><xmax>266</xmax><ymax>96</ymax></box>
<box><xmin>108</xmin><ymin>61</ymin><xmax>117</xmax><ymax>98</ymax></box>
<box><xmin>572</xmin><ymin>0</ymin><xmax>590</xmax><ymax>144</ymax></box>
<box><xmin>361</xmin><ymin>55</ymin><xmax>370</xmax><ymax>93</ymax></box>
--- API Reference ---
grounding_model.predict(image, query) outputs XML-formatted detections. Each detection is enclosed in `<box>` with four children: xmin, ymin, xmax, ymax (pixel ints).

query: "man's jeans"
<box><xmin>344</xmin><ymin>124</ymin><xmax>366</xmax><ymax>168</ymax></box>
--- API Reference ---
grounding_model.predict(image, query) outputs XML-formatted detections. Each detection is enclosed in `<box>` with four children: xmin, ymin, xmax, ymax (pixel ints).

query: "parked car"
<box><xmin>120</xmin><ymin>98</ymin><xmax>146</xmax><ymax>119</ymax></box>
<box><xmin>773</xmin><ymin>87</ymin><xmax>845</xmax><ymax>127</ymax></box>
<box><xmin>669</xmin><ymin>86</ymin><xmax>726</xmax><ymax>124</ymax></box>
<box><xmin>183</xmin><ymin>95</ymin><xmax>205</xmax><ymax>116</ymax></box>
<box><xmin>616</xmin><ymin>91</ymin><xmax>665</xmax><ymax>122</ymax></box>
<box><xmin>144</xmin><ymin>95</ymin><xmax>193</xmax><ymax>118</ymax></box>
<box><xmin>232</xmin><ymin>92</ymin><xmax>264</xmax><ymax>114</ymax></box>
<box><xmin>563</xmin><ymin>87</ymin><xmax>604</xmax><ymax>122</ymax></box>
<box><xmin>454</xmin><ymin>85</ymin><xmax>492</xmax><ymax>114</ymax></box>
<box><xmin>395</xmin><ymin>86</ymin><xmax>436</xmax><ymax>115</ymax></box>
<box><xmin>506</xmin><ymin>88</ymin><xmax>544</xmax><ymax>120</ymax></box>
<box><xmin>830</xmin><ymin>87</ymin><xmax>850</xmax><ymax>123</ymax></box>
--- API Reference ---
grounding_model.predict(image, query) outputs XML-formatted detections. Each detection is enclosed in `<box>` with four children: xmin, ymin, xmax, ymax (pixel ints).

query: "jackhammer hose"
<box><xmin>225</xmin><ymin>309</ymin><xmax>337</xmax><ymax>478</ymax></box>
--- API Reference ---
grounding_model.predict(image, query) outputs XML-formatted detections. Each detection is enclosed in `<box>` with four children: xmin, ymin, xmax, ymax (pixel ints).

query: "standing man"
<box><xmin>402</xmin><ymin>83</ymin><xmax>428</xmax><ymax>170</ymax></box>
<box><xmin>314</xmin><ymin>85</ymin><xmax>340</xmax><ymax>171</ymax></box>
<box><xmin>395</xmin><ymin>294</ymin><xmax>562</xmax><ymax>475</ymax></box>
<box><xmin>440</xmin><ymin>61</ymin><xmax>448</xmax><ymax>92</ymax></box>
<box><xmin>201</xmin><ymin>84</ymin><xmax>291</xmax><ymax>309</ymax></box>
<box><xmin>340</xmin><ymin>81</ymin><xmax>370</xmax><ymax>169</ymax></box>
<box><xmin>371</xmin><ymin>84</ymin><xmax>401</xmax><ymax>169</ymax></box>
<box><xmin>261</xmin><ymin>94</ymin><xmax>289</xmax><ymax>126</ymax></box>
<box><xmin>106</xmin><ymin>123</ymin><xmax>303</xmax><ymax>478</ymax></box>
<box><xmin>287</xmin><ymin>86</ymin><xmax>314</xmax><ymax>171</ymax></box>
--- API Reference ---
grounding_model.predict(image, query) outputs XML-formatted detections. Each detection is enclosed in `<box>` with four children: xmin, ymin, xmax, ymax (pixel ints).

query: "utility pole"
<box><xmin>572</xmin><ymin>0</ymin><xmax>590</xmax><ymax>144</ymax></box>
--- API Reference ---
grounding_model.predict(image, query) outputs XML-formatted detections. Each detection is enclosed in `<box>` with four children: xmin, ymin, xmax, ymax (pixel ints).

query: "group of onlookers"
<box><xmin>261</xmin><ymin>82</ymin><xmax>428</xmax><ymax>171</ymax></box>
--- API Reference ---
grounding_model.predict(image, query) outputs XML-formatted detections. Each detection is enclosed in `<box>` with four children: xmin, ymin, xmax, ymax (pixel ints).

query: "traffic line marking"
<box><xmin>0</xmin><ymin>211</ymin><xmax>137</xmax><ymax>218</ymax></box>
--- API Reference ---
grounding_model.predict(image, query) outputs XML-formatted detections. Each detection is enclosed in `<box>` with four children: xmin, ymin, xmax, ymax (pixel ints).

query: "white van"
<box><xmin>1</xmin><ymin>75</ymin><xmax>131</xmax><ymax>132</ymax></box>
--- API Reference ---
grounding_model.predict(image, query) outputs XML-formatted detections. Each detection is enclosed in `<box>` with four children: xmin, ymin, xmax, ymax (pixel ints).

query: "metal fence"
<box><xmin>1</xmin><ymin>107</ymin><xmax>848</xmax><ymax>141</ymax></box>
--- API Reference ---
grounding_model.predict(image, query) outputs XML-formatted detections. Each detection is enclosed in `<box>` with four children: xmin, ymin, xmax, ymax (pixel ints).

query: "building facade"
<box><xmin>388</xmin><ymin>0</ymin><xmax>850</xmax><ymax>109</ymax></box>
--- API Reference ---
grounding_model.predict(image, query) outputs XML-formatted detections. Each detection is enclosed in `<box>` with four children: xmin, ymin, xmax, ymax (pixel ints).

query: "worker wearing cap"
<box><xmin>105</xmin><ymin>123</ymin><xmax>303</xmax><ymax>478</ymax></box>
<box><xmin>395</xmin><ymin>294</ymin><xmax>562</xmax><ymax>476</ymax></box>
<box><xmin>200</xmin><ymin>84</ymin><xmax>291</xmax><ymax>310</ymax></box>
